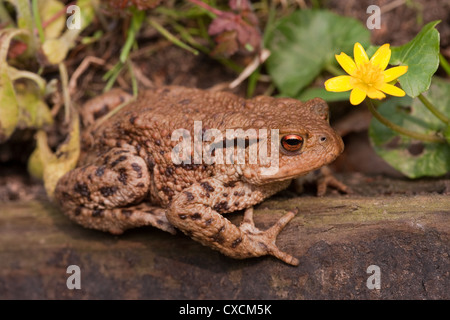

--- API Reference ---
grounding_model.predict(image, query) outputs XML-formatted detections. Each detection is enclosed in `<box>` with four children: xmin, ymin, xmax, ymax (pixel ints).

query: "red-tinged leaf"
<box><xmin>210</xmin><ymin>30</ymin><xmax>239</xmax><ymax>57</ymax></box>
<box><xmin>7</xmin><ymin>40</ymin><xmax>27</xmax><ymax>59</ymax></box>
<box><xmin>207</xmin><ymin>0</ymin><xmax>260</xmax><ymax>57</ymax></box>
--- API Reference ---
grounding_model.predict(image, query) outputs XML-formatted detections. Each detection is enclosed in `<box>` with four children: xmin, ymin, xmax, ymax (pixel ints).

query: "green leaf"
<box><xmin>15</xmin><ymin>82</ymin><xmax>53</xmax><ymax>129</ymax></box>
<box><xmin>0</xmin><ymin>28</ymin><xmax>29</xmax><ymax>142</ymax></box>
<box><xmin>265</xmin><ymin>9</ymin><xmax>370</xmax><ymax>97</ymax></box>
<box><xmin>390</xmin><ymin>21</ymin><xmax>440</xmax><ymax>98</ymax></box>
<box><xmin>369</xmin><ymin>79</ymin><xmax>450</xmax><ymax>178</ymax></box>
<box><xmin>37</xmin><ymin>0</ymin><xmax>65</xmax><ymax>40</ymax></box>
<box><xmin>444</xmin><ymin>125</ymin><xmax>450</xmax><ymax>143</ymax></box>
<box><xmin>0</xmin><ymin>62</ymin><xmax>19</xmax><ymax>142</ymax></box>
<box><xmin>29</xmin><ymin>109</ymin><xmax>80</xmax><ymax>197</ymax></box>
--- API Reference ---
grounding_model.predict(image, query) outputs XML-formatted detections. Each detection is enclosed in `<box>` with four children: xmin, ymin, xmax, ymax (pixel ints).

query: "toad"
<box><xmin>54</xmin><ymin>86</ymin><xmax>344</xmax><ymax>266</ymax></box>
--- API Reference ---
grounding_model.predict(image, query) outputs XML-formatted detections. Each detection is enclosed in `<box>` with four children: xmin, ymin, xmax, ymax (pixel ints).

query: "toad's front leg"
<box><xmin>167</xmin><ymin>179</ymin><xmax>299</xmax><ymax>266</ymax></box>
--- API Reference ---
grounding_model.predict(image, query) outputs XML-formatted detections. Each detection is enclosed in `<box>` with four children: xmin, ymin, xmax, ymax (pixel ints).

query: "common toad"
<box><xmin>54</xmin><ymin>86</ymin><xmax>344</xmax><ymax>265</ymax></box>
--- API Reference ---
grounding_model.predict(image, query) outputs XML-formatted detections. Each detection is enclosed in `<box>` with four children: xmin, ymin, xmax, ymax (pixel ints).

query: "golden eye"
<box><xmin>281</xmin><ymin>134</ymin><xmax>304</xmax><ymax>153</ymax></box>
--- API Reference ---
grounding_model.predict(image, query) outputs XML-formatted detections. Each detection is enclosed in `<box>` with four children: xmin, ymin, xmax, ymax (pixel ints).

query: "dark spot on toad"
<box><xmin>110</xmin><ymin>155</ymin><xmax>127</xmax><ymax>167</ymax></box>
<box><xmin>232</xmin><ymin>237</ymin><xmax>242</xmax><ymax>248</ymax></box>
<box><xmin>96</xmin><ymin>166</ymin><xmax>105</xmax><ymax>177</ymax></box>
<box><xmin>205</xmin><ymin>218</ymin><xmax>213</xmax><ymax>225</ymax></box>
<box><xmin>165</xmin><ymin>167</ymin><xmax>174</xmax><ymax>176</ymax></box>
<box><xmin>103</xmin><ymin>155</ymin><xmax>110</xmax><ymax>165</ymax></box>
<box><xmin>211</xmin><ymin>225</ymin><xmax>225</xmax><ymax>244</ymax></box>
<box><xmin>200</xmin><ymin>181</ymin><xmax>215</xmax><ymax>192</ymax></box>
<box><xmin>74</xmin><ymin>182</ymin><xmax>90</xmax><ymax>199</ymax></box>
<box><xmin>118</xmin><ymin>168</ymin><xmax>128</xmax><ymax>185</ymax></box>
<box><xmin>213</xmin><ymin>201</ymin><xmax>229</xmax><ymax>213</ymax></box>
<box><xmin>178</xmin><ymin>214</ymin><xmax>187</xmax><ymax>220</ymax></box>
<box><xmin>147</xmin><ymin>157</ymin><xmax>155</xmax><ymax>170</ymax></box>
<box><xmin>223</xmin><ymin>193</ymin><xmax>228</xmax><ymax>197</ymax></box>
<box><xmin>131</xmin><ymin>163</ymin><xmax>142</xmax><ymax>178</ymax></box>
<box><xmin>129</xmin><ymin>115</ymin><xmax>137</xmax><ymax>124</ymax></box>
<box><xmin>114</xmin><ymin>150</ymin><xmax>130</xmax><ymax>155</ymax></box>
<box><xmin>155</xmin><ymin>139</ymin><xmax>161</xmax><ymax>146</ymax></box>
<box><xmin>100</xmin><ymin>186</ymin><xmax>118</xmax><ymax>197</ymax></box>
<box><xmin>92</xmin><ymin>209</ymin><xmax>104</xmax><ymax>217</ymax></box>
<box><xmin>160</xmin><ymin>150</ymin><xmax>165</xmax><ymax>155</ymax></box>
<box><xmin>137</xmin><ymin>182</ymin><xmax>145</xmax><ymax>188</ymax></box>
<box><xmin>184</xmin><ymin>191</ymin><xmax>194</xmax><ymax>201</ymax></box>
<box><xmin>121</xmin><ymin>209</ymin><xmax>133</xmax><ymax>217</ymax></box>
<box><xmin>162</xmin><ymin>186</ymin><xmax>174</xmax><ymax>200</ymax></box>
<box><xmin>191</xmin><ymin>212</ymin><xmax>201</xmax><ymax>220</ymax></box>
<box><xmin>74</xmin><ymin>207</ymin><xmax>82</xmax><ymax>216</ymax></box>
<box><xmin>223</xmin><ymin>181</ymin><xmax>236</xmax><ymax>188</ymax></box>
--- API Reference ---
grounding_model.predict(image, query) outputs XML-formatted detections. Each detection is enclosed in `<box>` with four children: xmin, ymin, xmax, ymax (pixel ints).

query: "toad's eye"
<box><xmin>281</xmin><ymin>134</ymin><xmax>304</xmax><ymax>153</ymax></box>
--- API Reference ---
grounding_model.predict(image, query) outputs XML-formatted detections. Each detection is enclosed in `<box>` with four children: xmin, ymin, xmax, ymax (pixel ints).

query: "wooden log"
<box><xmin>0</xmin><ymin>175</ymin><xmax>449</xmax><ymax>299</ymax></box>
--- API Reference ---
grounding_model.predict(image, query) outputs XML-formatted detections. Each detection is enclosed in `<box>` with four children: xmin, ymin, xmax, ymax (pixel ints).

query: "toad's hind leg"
<box><xmin>71</xmin><ymin>203</ymin><xmax>176</xmax><ymax>235</ymax></box>
<box><xmin>167</xmin><ymin>179</ymin><xmax>299</xmax><ymax>266</ymax></box>
<box><xmin>54</xmin><ymin>147</ymin><xmax>175</xmax><ymax>235</ymax></box>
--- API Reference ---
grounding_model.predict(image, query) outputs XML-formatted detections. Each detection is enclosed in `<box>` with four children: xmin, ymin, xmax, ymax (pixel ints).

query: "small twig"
<box><xmin>380</xmin><ymin>0</ymin><xmax>405</xmax><ymax>13</ymax></box>
<box><xmin>41</xmin><ymin>2</ymin><xmax>76</xmax><ymax>29</ymax></box>
<box><xmin>229</xmin><ymin>48</ymin><xmax>271</xmax><ymax>89</ymax></box>
<box><xmin>58</xmin><ymin>62</ymin><xmax>71</xmax><ymax>123</ymax></box>
<box><xmin>129</xmin><ymin>61</ymin><xmax>154</xmax><ymax>88</ymax></box>
<box><xmin>68</xmin><ymin>56</ymin><xmax>106</xmax><ymax>95</ymax></box>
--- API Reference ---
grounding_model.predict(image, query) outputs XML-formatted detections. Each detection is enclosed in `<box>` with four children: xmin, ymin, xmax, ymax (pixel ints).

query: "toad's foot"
<box><xmin>239</xmin><ymin>207</ymin><xmax>299</xmax><ymax>266</ymax></box>
<box><xmin>167</xmin><ymin>179</ymin><xmax>299</xmax><ymax>266</ymax></box>
<box><xmin>316</xmin><ymin>166</ymin><xmax>350</xmax><ymax>196</ymax></box>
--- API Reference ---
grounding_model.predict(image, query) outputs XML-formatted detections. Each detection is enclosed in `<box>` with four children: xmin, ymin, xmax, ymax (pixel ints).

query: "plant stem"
<box><xmin>439</xmin><ymin>53</ymin><xmax>450</xmax><ymax>76</ymax></box>
<box><xmin>58</xmin><ymin>62</ymin><xmax>71</xmax><ymax>123</ymax></box>
<box><xmin>31</xmin><ymin>0</ymin><xmax>45</xmax><ymax>43</ymax></box>
<box><xmin>366</xmin><ymin>98</ymin><xmax>446</xmax><ymax>144</ymax></box>
<box><xmin>418</xmin><ymin>93</ymin><xmax>449</xmax><ymax>125</ymax></box>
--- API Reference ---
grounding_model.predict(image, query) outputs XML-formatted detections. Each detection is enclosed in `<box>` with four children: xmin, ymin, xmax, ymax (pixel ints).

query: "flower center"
<box><xmin>351</xmin><ymin>62</ymin><xmax>385</xmax><ymax>90</ymax></box>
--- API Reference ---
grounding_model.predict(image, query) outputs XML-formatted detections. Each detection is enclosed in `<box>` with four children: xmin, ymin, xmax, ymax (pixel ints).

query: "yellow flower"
<box><xmin>325</xmin><ymin>42</ymin><xmax>408</xmax><ymax>105</ymax></box>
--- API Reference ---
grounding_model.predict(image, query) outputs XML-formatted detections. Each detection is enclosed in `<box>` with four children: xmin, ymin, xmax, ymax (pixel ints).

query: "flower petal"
<box><xmin>370</xmin><ymin>43</ymin><xmax>391</xmax><ymax>71</ymax></box>
<box><xmin>350</xmin><ymin>87</ymin><xmax>367</xmax><ymax>105</ymax></box>
<box><xmin>380</xmin><ymin>83</ymin><xmax>406</xmax><ymax>97</ymax></box>
<box><xmin>383</xmin><ymin>66</ymin><xmax>408</xmax><ymax>82</ymax></box>
<box><xmin>325</xmin><ymin>75</ymin><xmax>353</xmax><ymax>92</ymax></box>
<box><xmin>354</xmin><ymin>42</ymin><xmax>369</xmax><ymax>67</ymax></box>
<box><xmin>366</xmin><ymin>87</ymin><xmax>386</xmax><ymax>100</ymax></box>
<box><xmin>335</xmin><ymin>53</ymin><xmax>357</xmax><ymax>76</ymax></box>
